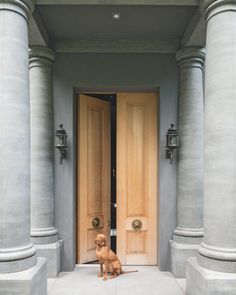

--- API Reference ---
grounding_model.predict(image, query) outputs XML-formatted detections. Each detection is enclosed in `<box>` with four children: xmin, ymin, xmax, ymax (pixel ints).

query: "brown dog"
<box><xmin>95</xmin><ymin>233</ymin><xmax>138</xmax><ymax>280</ymax></box>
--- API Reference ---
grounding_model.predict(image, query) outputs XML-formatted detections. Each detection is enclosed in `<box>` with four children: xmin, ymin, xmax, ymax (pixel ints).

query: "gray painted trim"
<box><xmin>33</xmin><ymin>9</ymin><xmax>50</xmax><ymax>45</ymax></box>
<box><xmin>29</xmin><ymin>9</ymin><xmax>50</xmax><ymax>46</ymax></box>
<box><xmin>36</xmin><ymin>0</ymin><xmax>199</xmax><ymax>6</ymax></box>
<box><xmin>74</xmin><ymin>86</ymin><xmax>160</xmax><ymax>92</ymax></box>
<box><xmin>181</xmin><ymin>9</ymin><xmax>206</xmax><ymax>47</ymax></box>
<box><xmin>73</xmin><ymin>86</ymin><xmax>160</xmax><ymax>266</ymax></box>
<box><xmin>29</xmin><ymin>15</ymin><xmax>47</xmax><ymax>46</ymax></box>
<box><xmin>52</xmin><ymin>39</ymin><xmax>181</xmax><ymax>54</ymax></box>
<box><xmin>72</xmin><ymin>90</ymin><xmax>78</xmax><ymax>267</ymax></box>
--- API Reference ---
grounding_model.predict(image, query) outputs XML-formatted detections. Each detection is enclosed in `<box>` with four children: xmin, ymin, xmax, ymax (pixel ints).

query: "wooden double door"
<box><xmin>77</xmin><ymin>92</ymin><xmax>158</xmax><ymax>265</ymax></box>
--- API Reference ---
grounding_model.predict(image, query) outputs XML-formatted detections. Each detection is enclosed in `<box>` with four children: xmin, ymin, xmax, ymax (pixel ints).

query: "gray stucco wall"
<box><xmin>53</xmin><ymin>53</ymin><xmax>178</xmax><ymax>272</ymax></box>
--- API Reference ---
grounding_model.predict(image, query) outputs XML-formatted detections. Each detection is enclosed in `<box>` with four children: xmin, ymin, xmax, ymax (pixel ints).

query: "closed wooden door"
<box><xmin>117</xmin><ymin>93</ymin><xmax>158</xmax><ymax>265</ymax></box>
<box><xmin>77</xmin><ymin>94</ymin><xmax>111</xmax><ymax>263</ymax></box>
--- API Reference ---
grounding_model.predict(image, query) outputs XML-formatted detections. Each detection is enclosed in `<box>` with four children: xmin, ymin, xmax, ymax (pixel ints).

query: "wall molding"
<box><xmin>29</xmin><ymin>9</ymin><xmax>50</xmax><ymax>46</ymax></box>
<box><xmin>181</xmin><ymin>9</ymin><xmax>206</xmax><ymax>47</ymax></box>
<box><xmin>52</xmin><ymin>38</ymin><xmax>180</xmax><ymax>54</ymax></box>
<box><xmin>36</xmin><ymin>0</ymin><xmax>198</xmax><ymax>6</ymax></box>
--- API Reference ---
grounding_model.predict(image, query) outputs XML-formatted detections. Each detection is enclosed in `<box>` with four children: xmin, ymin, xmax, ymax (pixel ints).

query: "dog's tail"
<box><xmin>121</xmin><ymin>270</ymin><xmax>138</xmax><ymax>274</ymax></box>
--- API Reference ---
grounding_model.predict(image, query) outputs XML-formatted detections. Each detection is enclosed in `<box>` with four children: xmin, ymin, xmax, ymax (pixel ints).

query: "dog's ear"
<box><xmin>102</xmin><ymin>235</ymin><xmax>107</xmax><ymax>245</ymax></box>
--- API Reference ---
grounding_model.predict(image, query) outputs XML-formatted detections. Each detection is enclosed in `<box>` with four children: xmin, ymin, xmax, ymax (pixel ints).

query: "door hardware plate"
<box><xmin>132</xmin><ymin>219</ymin><xmax>142</xmax><ymax>230</ymax></box>
<box><xmin>92</xmin><ymin>217</ymin><xmax>100</xmax><ymax>228</ymax></box>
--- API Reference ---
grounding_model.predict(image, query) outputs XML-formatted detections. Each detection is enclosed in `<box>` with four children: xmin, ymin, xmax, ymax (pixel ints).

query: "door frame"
<box><xmin>74</xmin><ymin>87</ymin><xmax>160</xmax><ymax>265</ymax></box>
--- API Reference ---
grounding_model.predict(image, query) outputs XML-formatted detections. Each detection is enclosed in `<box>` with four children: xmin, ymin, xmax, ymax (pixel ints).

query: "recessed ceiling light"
<box><xmin>112</xmin><ymin>13</ymin><xmax>120</xmax><ymax>20</ymax></box>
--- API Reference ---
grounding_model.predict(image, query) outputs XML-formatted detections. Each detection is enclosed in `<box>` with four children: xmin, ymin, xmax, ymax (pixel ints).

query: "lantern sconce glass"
<box><xmin>54</xmin><ymin>124</ymin><xmax>68</xmax><ymax>165</ymax></box>
<box><xmin>165</xmin><ymin>123</ymin><xmax>179</xmax><ymax>164</ymax></box>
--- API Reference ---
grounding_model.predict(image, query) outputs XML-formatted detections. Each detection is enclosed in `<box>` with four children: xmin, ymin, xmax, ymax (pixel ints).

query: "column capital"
<box><xmin>176</xmin><ymin>47</ymin><xmax>206</xmax><ymax>68</ymax></box>
<box><xmin>202</xmin><ymin>0</ymin><xmax>236</xmax><ymax>22</ymax></box>
<box><xmin>29</xmin><ymin>46</ymin><xmax>56</xmax><ymax>68</ymax></box>
<box><xmin>0</xmin><ymin>0</ymin><xmax>35</xmax><ymax>18</ymax></box>
<box><xmin>21</xmin><ymin>0</ymin><xmax>34</xmax><ymax>12</ymax></box>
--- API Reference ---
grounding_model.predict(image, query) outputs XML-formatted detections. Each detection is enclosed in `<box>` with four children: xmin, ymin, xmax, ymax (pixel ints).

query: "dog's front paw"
<box><xmin>98</xmin><ymin>272</ymin><xmax>103</xmax><ymax>277</ymax></box>
<box><xmin>103</xmin><ymin>276</ymin><xmax>108</xmax><ymax>281</ymax></box>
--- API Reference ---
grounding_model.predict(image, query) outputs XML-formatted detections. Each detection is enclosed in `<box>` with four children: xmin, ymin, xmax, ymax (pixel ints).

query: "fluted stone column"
<box><xmin>187</xmin><ymin>1</ymin><xmax>236</xmax><ymax>294</ymax></box>
<box><xmin>0</xmin><ymin>1</ymin><xmax>47</xmax><ymax>294</ymax></box>
<box><xmin>29</xmin><ymin>46</ymin><xmax>60</xmax><ymax>278</ymax></box>
<box><xmin>170</xmin><ymin>47</ymin><xmax>205</xmax><ymax>278</ymax></box>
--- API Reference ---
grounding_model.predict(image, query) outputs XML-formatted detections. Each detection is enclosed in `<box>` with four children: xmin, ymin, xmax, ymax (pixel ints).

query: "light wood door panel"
<box><xmin>117</xmin><ymin>93</ymin><xmax>158</xmax><ymax>265</ymax></box>
<box><xmin>77</xmin><ymin>94</ymin><xmax>111</xmax><ymax>263</ymax></box>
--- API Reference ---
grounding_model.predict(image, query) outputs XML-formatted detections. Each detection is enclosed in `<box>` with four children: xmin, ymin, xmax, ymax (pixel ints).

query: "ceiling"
<box><xmin>31</xmin><ymin>4</ymin><xmax>206</xmax><ymax>53</ymax></box>
<box><xmin>37</xmin><ymin>5</ymin><xmax>196</xmax><ymax>40</ymax></box>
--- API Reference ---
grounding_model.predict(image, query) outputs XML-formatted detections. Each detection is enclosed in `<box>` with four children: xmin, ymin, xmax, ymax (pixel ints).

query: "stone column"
<box><xmin>187</xmin><ymin>1</ymin><xmax>236</xmax><ymax>294</ymax></box>
<box><xmin>171</xmin><ymin>47</ymin><xmax>205</xmax><ymax>278</ymax></box>
<box><xmin>0</xmin><ymin>1</ymin><xmax>47</xmax><ymax>294</ymax></box>
<box><xmin>29</xmin><ymin>45</ymin><xmax>60</xmax><ymax>278</ymax></box>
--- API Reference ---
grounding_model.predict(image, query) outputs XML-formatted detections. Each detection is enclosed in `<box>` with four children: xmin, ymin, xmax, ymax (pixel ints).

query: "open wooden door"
<box><xmin>77</xmin><ymin>94</ymin><xmax>111</xmax><ymax>263</ymax></box>
<box><xmin>117</xmin><ymin>92</ymin><xmax>158</xmax><ymax>265</ymax></box>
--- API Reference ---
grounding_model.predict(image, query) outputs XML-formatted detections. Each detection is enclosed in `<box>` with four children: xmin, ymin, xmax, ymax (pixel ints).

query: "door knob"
<box><xmin>92</xmin><ymin>217</ymin><xmax>100</xmax><ymax>228</ymax></box>
<box><xmin>132</xmin><ymin>219</ymin><xmax>142</xmax><ymax>230</ymax></box>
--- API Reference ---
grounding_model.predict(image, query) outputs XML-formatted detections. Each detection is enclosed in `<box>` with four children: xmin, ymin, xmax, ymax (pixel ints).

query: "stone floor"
<box><xmin>48</xmin><ymin>265</ymin><xmax>186</xmax><ymax>295</ymax></box>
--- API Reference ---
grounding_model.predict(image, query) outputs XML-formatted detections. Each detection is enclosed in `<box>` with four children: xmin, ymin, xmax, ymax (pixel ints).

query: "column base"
<box><xmin>186</xmin><ymin>257</ymin><xmax>236</xmax><ymax>295</ymax></box>
<box><xmin>35</xmin><ymin>241</ymin><xmax>61</xmax><ymax>278</ymax></box>
<box><xmin>0</xmin><ymin>257</ymin><xmax>47</xmax><ymax>295</ymax></box>
<box><xmin>31</xmin><ymin>229</ymin><xmax>58</xmax><ymax>244</ymax></box>
<box><xmin>170</xmin><ymin>240</ymin><xmax>200</xmax><ymax>278</ymax></box>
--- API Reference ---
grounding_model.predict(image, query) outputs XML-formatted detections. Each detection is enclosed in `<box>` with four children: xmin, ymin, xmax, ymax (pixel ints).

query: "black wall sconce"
<box><xmin>54</xmin><ymin>124</ymin><xmax>68</xmax><ymax>165</ymax></box>
<box><xmin>166</xmin><ymin>124</ymin><xmax>179</xmax><ymax>164</ymax></box>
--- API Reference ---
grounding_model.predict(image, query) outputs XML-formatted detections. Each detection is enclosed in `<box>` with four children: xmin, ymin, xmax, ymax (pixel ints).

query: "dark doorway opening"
<box><xmin>82</xmin><ymin>93</ymin><xmax>117</xmax><ymax>253</ymax></box>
